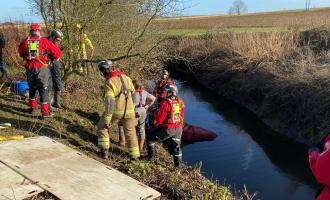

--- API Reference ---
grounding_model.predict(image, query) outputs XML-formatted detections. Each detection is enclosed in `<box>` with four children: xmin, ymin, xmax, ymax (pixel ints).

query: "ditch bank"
<box><xmin>166</xmin><ymin>33</ymin><xmax>330</xmax><ymax>145</ymax></box>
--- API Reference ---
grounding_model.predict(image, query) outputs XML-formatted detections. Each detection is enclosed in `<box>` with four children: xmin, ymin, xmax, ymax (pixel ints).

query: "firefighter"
<box><xmin>75</xmin><ymin>24</ymin><xmax>94</xmax><ymax>74</ymax></box>
<box><xmin>18</xmin><ymin>23</ymin><xmax>61</xmax><ymax>117</ymax></box>
<box><xmin>0</xmin><ymin>32</ymin><xmax>7</xmax><ymax>80</ymax></box>
<box><xmin>47</xmin><ymin>29</ymin><xmax>63</xmax><ymax>109</ymax></box>
<box><xmin>97</xmin><ymin>60</ymin><xmax>140</xmax><ymax>160</ymax></box>
<box><xmin>308</xmin><ymin>133</ymin><xmax>330</xmax><ymax>200</ymax></box>
<box><xmin>147</xmin><ymin>84</ymin><xmax>184</xmax><ymax>167</ymax></box>
<box><xmin>152</xmin><ymin>69</ymin><xmax>173</xmax><ymax>102</ymax></box>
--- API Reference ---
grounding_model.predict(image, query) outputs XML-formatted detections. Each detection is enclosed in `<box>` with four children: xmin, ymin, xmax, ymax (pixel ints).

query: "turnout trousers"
<box><xmin>98</xmin><ymin>114</ymin><xmax>140</xmax><ymax>159</ymax></box>
<box><xmin>146</xmin><ymin>126</ymin><xmax>183</xmax><ymax>166</ymax></box>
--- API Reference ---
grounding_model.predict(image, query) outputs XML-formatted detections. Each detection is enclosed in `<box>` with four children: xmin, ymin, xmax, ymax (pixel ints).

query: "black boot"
<box><xmin>98</xmin><ymin>149</ymin><xmax>109</xmax><ymax>159</ymax></box>
<box><xmin>173</xmin><ymin>148</ymin><xmax>183</xmax><ymax>167</ymax></box>
<box><xmin>174</xmin><ymin>155</ymin><xmax>182</xmax><ymax>167</ymax></box>
<box><xmin>147</xmin><ymin>142</ymin><xmax>155</xmax><ymax>159</ymax></box>
<box><xmin>53</xmin><ymin>91</ymin><xmax>62</xmax><ymax>108</ymax></box>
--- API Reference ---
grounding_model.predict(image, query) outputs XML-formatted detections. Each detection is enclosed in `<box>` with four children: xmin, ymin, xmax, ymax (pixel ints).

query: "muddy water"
<box><xmin>176</xmin><ymin>80</ymin><xmax>319</xmax><ymax>200</ymax></box>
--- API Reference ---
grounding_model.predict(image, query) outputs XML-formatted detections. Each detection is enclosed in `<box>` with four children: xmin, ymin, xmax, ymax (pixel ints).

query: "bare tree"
<box><xmin>27</xmin><ymin>0</ymin><xmax>185</xmax><ymax>78</ymax></box>
<box><xmin>228</xmin><ymin>0</ymin><xmax>247</xmax><ymax>15</ymax></box>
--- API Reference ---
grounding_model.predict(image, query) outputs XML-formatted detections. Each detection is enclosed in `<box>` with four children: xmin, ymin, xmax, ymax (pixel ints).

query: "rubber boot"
<box><xmin>147</xmin><ymin>142</ymin><xmax>155</xmax><ymax>159</ymax></box>
<box><xmin>53</xmin><ymin>91</ymin><xmax>62</xmax><ymax>108</ymax></box>
<box><xmin>28</xmin><ymin>99</ymin><xmax>38</xmax><ymax>115</ymax></box>
<box><xmin>98</xmin><ymin>149</ymin><xmax>109</xmax><ymax>159</ymax></box>
<box><xmin>119</xmin><ymin>135</ymin><xmax>126</xmax><ymax>147</ymax></box>
<box><xmin>41</xmin><ymin>103</ymin><xmax>54</xmax><ymax>118</ymax></box>
<box><xmin>173</xmin><ymin>148</ymin><xmax>183</xmax><ymax>167</ymax></box>
<box><xmin>139</xmin><ymin>138</ymin><xmax>145</xmax><ymax>151</ymax></box>
<box><xmin>174</xmin><ymin>155</ymin><xmax>182</xmax><ymax>168</ymax></box>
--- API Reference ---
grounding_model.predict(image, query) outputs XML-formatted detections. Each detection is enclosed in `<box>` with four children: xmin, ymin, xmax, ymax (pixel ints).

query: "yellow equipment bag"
<box><xmin>0</xmin><ymin>135</ymin><xmax>24</xmax><ymax>141</ymax></box>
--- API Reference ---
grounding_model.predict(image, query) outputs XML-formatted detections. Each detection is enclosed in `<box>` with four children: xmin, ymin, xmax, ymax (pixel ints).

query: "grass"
<box><xmin>162</xmin><ymin>27</ymin><xmax>290</xmax><ymax>36</ymax></box>
<box><xmin>163</xmin><ymin>28</ymin><xmax>209</xmax><ymax>36</ymax></box>
<box><xmin>0</xmin><ymin>67</ymin><xmax>250</xmax><ymax>199</ymax></box>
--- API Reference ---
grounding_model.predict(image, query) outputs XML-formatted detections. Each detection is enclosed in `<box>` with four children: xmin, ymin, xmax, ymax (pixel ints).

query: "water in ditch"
<box><xmin>175</xmin><ymin>80</ymin><xmax>320</xmax><ymax>200</ymax></box>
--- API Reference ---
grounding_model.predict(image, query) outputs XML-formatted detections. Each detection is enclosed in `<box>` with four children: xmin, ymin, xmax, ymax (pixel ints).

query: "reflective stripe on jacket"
<box><xmin>103</xmin><ymin>72</ymin><xmax>135</xmax><ymax>124</ymax></box>
<box><xmin>19</xmin><ymin>36</ymin><xmax>61</xmax><ymax>69</ymax></box>
<box><xmin>154</xmin><ymin>97</ymin><xmax>184</xmax><ymax>129</ymax></box>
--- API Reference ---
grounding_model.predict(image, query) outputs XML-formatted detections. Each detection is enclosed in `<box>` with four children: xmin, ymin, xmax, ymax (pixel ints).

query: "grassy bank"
<box><xmin>165</xmin><ymin>30</ymin><xmax>330</xmax><ymax>144</ymax></box>
<box><xmin>0</xmin><ymin>65</ymin><xmax>255</xmax><ymax>199</ymax></box>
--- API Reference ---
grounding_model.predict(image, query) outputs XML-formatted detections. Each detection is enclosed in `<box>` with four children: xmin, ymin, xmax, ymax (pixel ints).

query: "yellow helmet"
<box><xmin>76</xmin><ymin>23</ymin><xmax>81</xmax><ymax>29</ymax></box>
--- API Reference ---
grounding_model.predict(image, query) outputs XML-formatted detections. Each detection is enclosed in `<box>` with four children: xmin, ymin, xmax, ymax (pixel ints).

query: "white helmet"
<box><xmin>98</xmin><ymin>60</ymin><xmax>114</xmax><ymax>71</ymax></box>
<box><xmin>165</xmin><ymin>84</ymin><xmax>178</xmax><ymax>97</ymax></box>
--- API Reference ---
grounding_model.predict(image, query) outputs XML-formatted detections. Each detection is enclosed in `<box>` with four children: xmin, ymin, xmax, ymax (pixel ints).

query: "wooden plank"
<box><xmin>0</xmin><ymin>162</ymin><xmax>43</xmax><ymax>200</ymax></box>
<box><xmin>0</xmin><ymin>137</ymin><xmax>161</xmax><ymax>200</ymax></box>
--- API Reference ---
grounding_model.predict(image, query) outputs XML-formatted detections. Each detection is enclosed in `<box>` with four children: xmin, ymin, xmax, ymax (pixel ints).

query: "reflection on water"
<box><xmin>176</xmin><ymin>80</ymin><xmax>319</xmax><ymax>200</ymax></box>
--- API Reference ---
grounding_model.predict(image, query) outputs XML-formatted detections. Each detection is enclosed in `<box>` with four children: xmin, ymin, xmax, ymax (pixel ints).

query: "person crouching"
<box><xmin>146</xmin><ymin>84</ymin><xmax>184</xmax><ymax>167</ymax></box>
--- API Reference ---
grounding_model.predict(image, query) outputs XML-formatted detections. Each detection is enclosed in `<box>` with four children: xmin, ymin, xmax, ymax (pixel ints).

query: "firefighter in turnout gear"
<box><xmin>75</xmin><ymin>24</ymin><xmax>94</xmax><ymax>74</ymax></box>
<box><xmin>147</xmin><ymin>84</ymin><xmax>184</xmax><ymax>167</ymax></box>
<box><xmin>47</xmin><ymin>29</ymin><xmax>63</xmax><ymax>109</ymax></box>
<box><xmin>97</xmin><ymin>60</ymin><xmax>140</xmax><ymax>160</ymax></box>
<box><xmin>18</xmin><ymin>23</ymin><xmax>62</xmax><ymax>117</ymax></box>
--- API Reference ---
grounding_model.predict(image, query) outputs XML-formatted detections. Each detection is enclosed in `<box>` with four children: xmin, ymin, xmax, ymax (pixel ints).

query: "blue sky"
<box><xmin>183</xmin><ymin>0</ymin><xmax>330</xmax><ymax>15</ymax></box>
<box><xmin>1</xmin><ymin>0</ymin><xmax>330</xmax><ymax>22</ymax></box>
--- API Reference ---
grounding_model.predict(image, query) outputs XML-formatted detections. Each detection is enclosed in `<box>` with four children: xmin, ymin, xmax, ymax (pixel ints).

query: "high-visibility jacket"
<box><xmin>309</xmin><ymin>134</ymin><xmax>330</xmax><ymax>200</ymax></box>
<box><xmin>78</xmin><ymin>33</ymin><xmax>93</xmax><ymax>59</ymax></box>
<box><xmin>152</xmin><ymin>79</ymin><xmax>173</xmax><ymax>99</ymax></box>
<box><xmin>177</xmin><ymin>96</ymin><xmax>185</xmax><ymax>124</ymax></box>
<box><xmin>154</xmin><ymin>97</ymin><xmax>184</xmax><ymax>129</ymax></box>
<box><xmin>103</xmin><ymin>71</ymin><xmax>135</xmax><ymax>125</ymax></box>
<box><xmin>18</xmin><ymin>36</ymin><xmax>61</xmax><ymax>69</ymax></box>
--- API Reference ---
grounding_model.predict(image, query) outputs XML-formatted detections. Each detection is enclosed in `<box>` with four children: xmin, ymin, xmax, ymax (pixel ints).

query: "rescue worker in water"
<box><xmin>147</xmin><ymin>84</ymin><xmax>185</xmax><ymax>167</ymax></box>
<box><xmin>97</xmin><ymin>60</ymin><xmax>140</xmax><ymax>160</ymax></box>
<box><xmin>308</xmin><ymin>132</ymin><xmax>330</xmax><ymax>200</ymax></box>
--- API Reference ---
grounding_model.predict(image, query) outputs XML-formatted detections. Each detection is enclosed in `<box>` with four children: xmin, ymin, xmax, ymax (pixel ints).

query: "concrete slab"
<box><xmin>0</xmin><ymin>136</ymin><xmax>161</xmax><ymax>200</ymax></box>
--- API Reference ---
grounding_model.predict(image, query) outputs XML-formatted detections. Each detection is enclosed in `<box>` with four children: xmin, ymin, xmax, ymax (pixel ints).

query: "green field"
<box><xmin>162</xmin><ymin>27</ymin><xmax>290</xmax><ymax>36</ymax></box>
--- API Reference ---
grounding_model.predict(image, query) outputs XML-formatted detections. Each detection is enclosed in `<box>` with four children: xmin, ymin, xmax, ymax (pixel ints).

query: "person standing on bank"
<box><xmin>118</xmin><ymin>80</ymin><xmax>156</xmax><ymax>151</ymax></box>
<box><xmin>47</xmin><ymin>29</ymin><xmax>63</xmax><ymax>109</ymax></box>
<box><xmin>146</xmin><ymin>84</ymin><xmax>184</xmax><ymax>167</ymax></box>
<box><xmin>18</xmin><ymin>23</ymin><xmax>61</xmax><ymax>117</ymax></box>
<box><xmin>0</xmin><ymin>32</ymin><xmax>7</xmax><ymax>80</ymax></box>
<box><xmin>97</xmin><ymin>60</ymin><xmax>140</xmax><ymax>160</ymax></box>
<box><xmin>132</xmin><ymin>79</ymin><xmax>156</xmax><ymax>151</ymax></box>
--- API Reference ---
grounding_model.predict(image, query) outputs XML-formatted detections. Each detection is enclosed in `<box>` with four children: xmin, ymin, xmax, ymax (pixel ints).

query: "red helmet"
<box><xmin>30</xmin><ymin>23</ymin><xmax>42</xmax><ymax>31</ymax></box>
